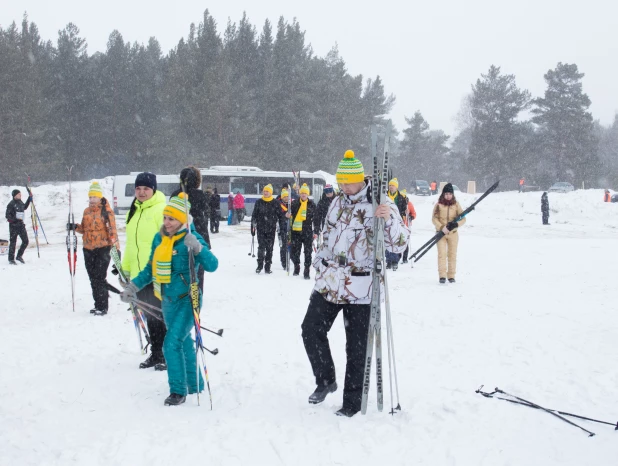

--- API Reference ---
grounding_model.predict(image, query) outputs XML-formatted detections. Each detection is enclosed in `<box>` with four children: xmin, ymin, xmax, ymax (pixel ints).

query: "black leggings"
<box><xmin>83</xmin><ymin>246</ymin><xmax>111</xmax><ymax>310</ymax></box>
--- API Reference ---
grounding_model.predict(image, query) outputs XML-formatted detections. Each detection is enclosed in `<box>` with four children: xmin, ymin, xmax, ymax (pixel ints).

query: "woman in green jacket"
<box><xmin>121</xmin><ymin>193</ymin><xmax>218</xmax><ymax>405</ymax></box>
<box><xmin>121</xmin><ymin>172</ymin><xmax>167</xmax><ymax>370</ymax></box>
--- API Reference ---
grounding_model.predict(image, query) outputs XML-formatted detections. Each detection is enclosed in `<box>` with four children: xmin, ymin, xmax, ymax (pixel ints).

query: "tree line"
<box><xmin>1</xmin><ymin>11</ymin><xmax>616</xmax><ymax>191</ymax></box>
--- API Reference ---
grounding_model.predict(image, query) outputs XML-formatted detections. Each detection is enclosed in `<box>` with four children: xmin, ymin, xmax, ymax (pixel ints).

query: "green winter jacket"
<box><xmin>132</xmin><ymin>226</ymin><xmax>218</xmax><ymax>298</ymax></box>
<box><xmin>121</xmin><ymin>190</ymin><xmax>166</xmax><ymax>279</ymax></box>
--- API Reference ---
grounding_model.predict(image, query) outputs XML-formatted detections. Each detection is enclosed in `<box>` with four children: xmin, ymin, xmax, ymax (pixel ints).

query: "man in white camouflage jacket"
<box><xmin>301</xmin><ymin>150</ymin><xmax>410</xmax><ymax>417</ymax></box>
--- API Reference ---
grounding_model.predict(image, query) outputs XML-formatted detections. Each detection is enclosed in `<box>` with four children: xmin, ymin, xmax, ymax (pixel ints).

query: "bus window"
<box><xmin>231</xmin><ymin>177</ymin><xmax>260</xmax><ymax>195</ymax></box>
<box><xmin>202</xmin><ymin>176</ymin><xmax>229</xmax><ymax>194</ymax></box>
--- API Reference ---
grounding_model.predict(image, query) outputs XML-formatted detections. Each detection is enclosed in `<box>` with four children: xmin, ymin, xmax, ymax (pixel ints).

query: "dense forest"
<box><xmin>1</xmin><ymin>11</ymin><xmax>616</xmax><ymax>190</ymax></box>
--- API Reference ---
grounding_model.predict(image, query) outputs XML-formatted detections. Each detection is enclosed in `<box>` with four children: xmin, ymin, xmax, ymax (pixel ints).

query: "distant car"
<box><xmin>548</xmin><ymin>182</ymin><xmax>574</xmax><ymax>193</ymax></box>
<box><xmin>412</xmin><ymin>180</ymin><xmax>431</xmax><ymax>196</ymax></box>
<box><xmin>612</xmin><ymin>194</ymin><xmax>618</xmax><ymax>203</ymax></box>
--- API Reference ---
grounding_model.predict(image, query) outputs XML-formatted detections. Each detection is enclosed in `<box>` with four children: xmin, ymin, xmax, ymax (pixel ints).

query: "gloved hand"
<box><xmin>66</xmin><ymin>222</ymin><xmax>77</xmax><ymax>230</ymax></box>
<box><xmin>446</xmin><ymin>221</ymin><xmax>459</xmax><ymax>231</ymax></box>
<box><xmin>184</xmin><ymin>232</ymin><xmax>203</xmax><ymax>254</ymax></box>
<box><xmin>120</xmin><ymin>282</ymin><xmax>138</xmax><ymax>303</ymax></box>
<box><xmin>251</xmin><ymin>225</ymin><xmax>256</xmax><ymax>237</ymax></box>
<box><xmin>111</xmin><ymin>265</ymin><xmax>120</xmax><ymax>276</ymax></box>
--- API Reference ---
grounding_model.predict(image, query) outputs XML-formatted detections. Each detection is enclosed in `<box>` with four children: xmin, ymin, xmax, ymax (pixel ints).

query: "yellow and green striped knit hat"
<box><xmin>164</xmin><ymin>192</ymin><xmax>191</xmax><ymax>224</ymax></box>
<box><xmin>336</xmin><ymin>150</ymin><xmax>364</xmax><ymax>184</ymax></box>
<box><xmin>88</xmin><ymin>181</ymin><xmax>104</xmax><ymax>198</ymax></box>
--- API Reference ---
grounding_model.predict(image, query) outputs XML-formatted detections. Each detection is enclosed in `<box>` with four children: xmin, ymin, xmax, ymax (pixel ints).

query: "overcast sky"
<box><xmin>3</xmin><ymin>0</ymin><xmax>617</xmax><ymax>137</ymax></box>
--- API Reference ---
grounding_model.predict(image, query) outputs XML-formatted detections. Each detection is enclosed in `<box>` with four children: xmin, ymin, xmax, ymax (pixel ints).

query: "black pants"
<box><xmin>210</xmin><ymin>211</ymin><xmax>220</xmax><ymax>232</ymax></box>
<box><xmin>279</xmin><ymin>229</ymin><xmax>288</xmax><ymax>267</ymax></box>
<box><xmin>257</xmin><ymin>230</ymin><xmax>276</xmax><ymax>268</ymax></box>
<box><xmin>291</xmin><ymin>231</ymin><xmax>313</xmax><ymax>267</ymax></box>
<box><xmin>301</xmin><ymin>291</ymin><xmax>371</xmax><ymax>411</ymax></box>
<box><xmin>8</xmin><ymin>222</ymin><xmax>29</xmax><ymax>261</ymax></box>
<box><xmin>403</xmin><ymin>245</ymin><xmax>409</xmax><ymax>261</ymax></box>
<box><xmin>137</xmin><ymin>284</ymin><xmax>166</xmax><ymax>357</ymax></box>
<box><xmin>83</xmin><ymin>246</ymin><xmax>111</xmax><ymax>311</ymax></box>
<box><xmin>542</xmin><ymin>213</ymin><xmax>549</xmax><ymax>224</ymax></box>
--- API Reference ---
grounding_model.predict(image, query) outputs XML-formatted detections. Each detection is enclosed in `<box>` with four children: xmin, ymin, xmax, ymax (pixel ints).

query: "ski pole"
<box><xmin>476</xmin><ymin>386</ymin><xmax>617</xmax><ymax>430</ymax></box>
<box><xmin>34</xmin><ymin>207</ymin><xmax>49</xmax><ymax>244</ymax></box>
<box><xmin>476</xmin><ymin>386</ymin><xmax>596</xmax><ymax>437</ymax></box>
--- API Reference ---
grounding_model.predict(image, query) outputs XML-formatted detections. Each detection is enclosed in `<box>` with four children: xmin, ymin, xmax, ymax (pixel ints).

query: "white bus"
<box><xmin>112</xmin><ymin>166</ymin><xmax>328</xmax><ymax>218</ymax></box>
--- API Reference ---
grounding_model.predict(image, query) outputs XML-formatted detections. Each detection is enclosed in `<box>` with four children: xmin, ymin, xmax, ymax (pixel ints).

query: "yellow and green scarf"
<box><xmin>388</xmin><ymin>191</ymin><xmax>397</xmax><ymax>202</ymax></box>
<box><xmin>293</xmin><ymin>200</ymin><xmax>308</xmax><ymax>231</ymax></box>
<box><xmin>152</xmin><ymin>229</ymin><xmax>187</xmax><ymax>299</ymax></box>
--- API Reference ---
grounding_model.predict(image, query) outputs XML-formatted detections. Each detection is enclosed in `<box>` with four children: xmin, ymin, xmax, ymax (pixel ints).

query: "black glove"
<box><xmin>111</xmin><ymin>265</ymin><xmax>120</xmax><ymax>276</ymax></box>
<box><xmin>66</xmin><ymin>222</ymin><xmax>77</xmax><ymax>230</ymax></box>
<box><xmin>446</xmin><ymin>221</ymin><xmax>458</xmax><ymax>231</ymax></box>
<box><xmin>251</xmin><ymin>225</ymin><xmax>256</xmax><ymax>237</ymax></box>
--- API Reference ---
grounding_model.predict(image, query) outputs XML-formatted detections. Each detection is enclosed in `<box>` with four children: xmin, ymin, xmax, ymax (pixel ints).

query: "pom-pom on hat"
<box><xmin>300</xmin><ymin>183</ymin><xmax>310</xmax><ymax>195</ymax></box>
<box><xmin>88</xmin><ymin>181</ymin><xmax>104</xmax><ymax>198</ymax></box>
<box><xmin>389</xmin><ymin>178</ymin><xmax>399</xmax><ymax>189</ymax></box>
<box><xmin>164</xmin><ymin>192</ymin><xmax>191</xmax><ymax>225</ymax></box>
<box><xmin>336</xmin><ymin>150</ymin><xmax>365</xmax><ymax>184</ymax></box>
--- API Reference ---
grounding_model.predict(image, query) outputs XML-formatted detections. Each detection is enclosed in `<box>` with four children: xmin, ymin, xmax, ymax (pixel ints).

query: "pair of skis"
<box><xmin>24</xmin><ymin>174</ymin><xmax>49</xmax><ymax>258</ymax></box>
<box><xmin>361</xmin><ymin>122</ymin><xmax>401</xmax><ymax>415</ymax></box>
<box><xmin>66</xmin><ymin>167</ymin><xmax>78</xmax><ymax>312</ymax></box>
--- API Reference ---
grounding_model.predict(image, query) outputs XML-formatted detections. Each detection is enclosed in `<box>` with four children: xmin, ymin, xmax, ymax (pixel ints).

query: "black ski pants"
<box><xmin>210</xmin><ymin>211</ymin><xmax>220</xmax><ymax>233</ymax></box>
<box><xmin>83</xmin><ymin>246</ymin><xmax>111</xmax><ymax>311</ymax></box>
<box><xmin>257</xmin><ymin>229</ymin><xmax>276</xmax><ymax>268</ymax></box>
<box><xmin>279</xmin><ymin>229</ymin><xmax>288</xmax><ymax>268</ymax></box>
<box><xmin>137</xmin><ymin>284</ymin><xmax>166</xmax><ymax>358</ymax></box>
<box><xmin>8</xmin><ymin>222</ymin><xmax>29</xmax><ymax>261</ymax></box>
<box><xmin>542</xmin><ymin>212</ymin><xmax>549</xmax><ymax>225</ymax></box>
<box><xmin>291</xmin><ymin>231</ymin><xmax>313</xmax><ymax>267</ymax></box>
<box><xmin>301</xmin><ymin>291</ymin><xmax>371</xmax><ymax>411</ymax></box>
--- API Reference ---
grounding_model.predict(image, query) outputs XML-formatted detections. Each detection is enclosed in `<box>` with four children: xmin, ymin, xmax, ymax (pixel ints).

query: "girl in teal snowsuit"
<box><xmin>121</xmin><ymin>193</ymin><xmax>218</xmax><ymax>406</ymax></box>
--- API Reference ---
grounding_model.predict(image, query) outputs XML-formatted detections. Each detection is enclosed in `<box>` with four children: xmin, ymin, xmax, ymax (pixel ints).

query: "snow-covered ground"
<box><xmin>1</xmin><ymin>182</ymin><xmax>617</xmax><ymax>466</ymax></box>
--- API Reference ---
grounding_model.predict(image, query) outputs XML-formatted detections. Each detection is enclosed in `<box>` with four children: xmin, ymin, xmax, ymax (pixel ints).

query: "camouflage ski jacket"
<box><xmin>312</xmin><ymin>183</ymin><xmax>410</xmax><ymax>305</ymax></box>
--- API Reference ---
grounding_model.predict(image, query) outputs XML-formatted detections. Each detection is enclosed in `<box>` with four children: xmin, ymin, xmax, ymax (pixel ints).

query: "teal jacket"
<box><xmin>132</xmin><ymin>226</ymin><xmax>218</xmax><ymax>298</ymax></box>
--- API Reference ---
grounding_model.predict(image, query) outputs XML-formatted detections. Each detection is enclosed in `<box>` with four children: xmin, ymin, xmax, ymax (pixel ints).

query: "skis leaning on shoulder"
<box><xmin>361</xmin><ymin>121</ymin><xmax>393</xmax><ymax>415</ymax></box>
<box><xmin>110</xmin><ymin>246</ymin><xmax>150</xmax><ymax>354</ymax></box>
<box><xmin>66</xmin><ymin>167</ymin><xmax>77</xmax><ymax>312</ymax></box>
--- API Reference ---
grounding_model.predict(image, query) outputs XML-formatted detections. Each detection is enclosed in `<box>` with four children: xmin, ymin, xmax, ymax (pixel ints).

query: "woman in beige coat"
<box><xmin>431</xmin><ymin>183</ymin><xmax>466</xmax><ymax>284</ymax></box>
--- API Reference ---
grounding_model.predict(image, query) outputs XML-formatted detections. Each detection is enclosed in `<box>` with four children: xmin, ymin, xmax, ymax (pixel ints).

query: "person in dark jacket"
<box><xmin>286</xmin><ymin>183</ymin><xmax>319</xmax><ymax>279</ymax></box>
<box><xmin>277</xmin><ymin>188</ymin><xmax>291</xmax><ymax>270</ymax></box>
<box><xmin>5</xmin><ymin>189</ymin><xmax>32</xmax><ymax>264</ymax></box>
<box><xmin>316</xmin><ymin>184</ymin><xmax>335</xmax><ymax>232</ymax></box>
<box><xmin>171</xmin><ymin>166</ymin><xmax>212</xmax><ymax>291</ymax></box>
<box><xmin>208</xmin><ymin>187</ymin><xmax>221</xmax><ymax>233</ymax></box>
<box><xmin>541</xmin><ymin>192</ymin><xmax>550</xmax><ymax>225</ymax></box>
<box><xmin>251</xmin><ymin>184</ymin><xmax>283</xmax><ymax>274</ymax></box>
<box><xmin>385</xmin><ymin>178</ymin><xmax>408</xmax><ymax>270</ymax></box>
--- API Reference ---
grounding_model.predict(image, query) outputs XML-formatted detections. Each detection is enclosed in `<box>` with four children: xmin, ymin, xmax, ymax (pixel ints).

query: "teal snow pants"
<box><xmin>161</xmin><ymin>294</ymin><xmax>204</xmax><ymax>396</ymax></box>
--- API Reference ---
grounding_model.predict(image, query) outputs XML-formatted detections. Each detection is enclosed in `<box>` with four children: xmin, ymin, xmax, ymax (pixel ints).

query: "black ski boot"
<box><xmin>9</xmin><ymin>260</ymin><xmax>17</xmax><ymax>265</ymax></box>
<box><xmin>139</xmin><ymin>353</ymin><xmax>164</xmax><ymax>369</ymax></box>
<box><xmin>308</xmin><ymin>381</ymin><xmax>337</xmax><ymax>404</ymax></box>
<box><xmin>293</xmin><ymin>264</ymin><xmax>300</xmax><ymax>276</ymax></box>
<box><xmin>89</xmin><ymin>308</ymin><xmax>97</xmax><ymax>314</ymax></box>
<box><xmin>16</xmin><ymin>257</ymin><xmax>25</xmax><ymax>264</ymax></box>
<box><xmin>303</xmin><ymin>266</ymin><xmax>310</xmax><ymax>280</ymax></box>
<box><xmin>164</xmin><ymin>393</ymin><xmax>186</xmax><ymax>406</ymax></box>
<box><xmin>154</xmin><ymin>362</ymin><xmax>168</xmax><ymax>371</ymax></box>
<box><xmin>93</xmin><ymin>309</ymin><xmax>108</xmax><ymax>316</ymax></box>
<box><xmin>256</xmin><ymin>266</ymin><xmax>262</xmax><ymax>274</ymax></box>
<box><xmin>335</xmin><ymin>406</ymin><xmax>359</xmax><ymax>417</ymax></box>
<box><xmin>439</xmin><ymin>277</ymin><xmax>446</xmax><ymax>284</ymax></box>
<box><xmin>265</xmin><ymin>265</ymin><xmax>272</xmax><ymax>274</ymax></box>
<box><xmin>448</xmin><ymin>278</ymin><xmax>456</xmax><ymax>284</ymax></box>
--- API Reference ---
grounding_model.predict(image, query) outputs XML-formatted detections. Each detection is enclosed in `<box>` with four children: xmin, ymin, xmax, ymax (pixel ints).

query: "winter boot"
<box><xmin>8</xmin><ymin>260</ymin><xmax>17</xmax><ymax>265</ymax></box>
<box><xmin>303</xmin><ymin>266</ymin><xmax>310</xmax><ymax>280</ymax></box>
<box><xmin>386</xmin><ymin>262</ymin><xmax>392</xmax><ymax>270</ymax></box>
<box><xmin>16</xmin><ymin>257</ymin><xmax>25</xmax><ymax>264</ymax></box>
<box><xmin>139</xmin><ymin>353</ymin><xmax>164</xmax><ymax>369</ymax></box>
<box><xmin>401</xmin><ymin>258</ymin><xmax>408</xmax><ymax>264</ymax></box>
<box><xmin>439</xmin><ymin>278</ymin><xmax>446</xmax><ymax>284</ymax></box>
<box><xmin>164</xmin><ymin>393</ymin><xmax>186</xmax><ymax>406</ymax></box>
<box><xmin>293</xmin><ymin>264</ymin><xmax>300</xmax><ymax>276</ymax></box>
<box><xmin>93</xmin><ymin>309</ymin><xmax>108</xmax><ymax>316</ymax></box>
<box><xmin>448</xmin><ymin>278</ymin><xmax>456</xmax><ymax>284</ymax></box>
<box><xmin>335</xmin><ymin>406</ymin><xmax>359</xmax><ymax>417</ymax></box>
<box><xmin>265</xmin><ymin>265</ymin><xmax>272</xmax><ymax>274</ymax></box>
<box><xmin>392</xmin><ymin>262</ymin><xmax>398</xmax><ymax>271</ymax></box>
<box><xmin>90</xmin><ymin>308</ymin><xmax>97</xmax><ymax>314</ymax></box>
<box><xmin>256</xmin><ymin>261</ymin><xmax>263</xmax><ymax>274</ymax></box>
<box><xmin>154</xmin><ymin>362</ymin><xmax>168</xmax><ymax>371</ymax></box>
<box><xmin>308</xmin><ymin>381</ymin><xmax>337</xmax><ymax>404</ymax></box>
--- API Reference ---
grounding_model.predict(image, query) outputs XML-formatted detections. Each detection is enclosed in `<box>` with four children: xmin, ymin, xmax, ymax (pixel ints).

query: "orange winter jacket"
<box><xmin>405</xmin><ymin>201</ymin><xmax>417</xmax><ymax>226</ymax></box>
<box><xmin>76</xmin><ymin>200</ymin><xmax>118</xmax><ymax>250</ymax></box>
<box><xmin>604</xmin><ymin>192</ymin><xmax>611</xmax><ymax>202</ymax></box>
<box><xmin>432</xmin><ymin>201</ymin><xmax>466</xmax><ymax>232</ymax></box>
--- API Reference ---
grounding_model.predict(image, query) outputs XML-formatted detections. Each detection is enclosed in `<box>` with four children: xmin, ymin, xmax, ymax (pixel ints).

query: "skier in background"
<box><xmin>604</xmin><ymin>189</ymin><xmax>611</xmax><ymax>202</ymax></box>
<box><xmin>251</xmin><ymin>184</ymin><xmax>283</xmax><ymax>274</ymax></box>
<box><xmin>541</xmin><ymin>192</ymin><xmax>550</xmax><ymax>225</ymax></box>
<box><xmin>233</xmin><ymin>191</ymin><xmax>245</xmax><ymax>224</ymax></box>
<box><xmin>385</xmin><ymin>178</ymin><xmax>408</xmax><ymax>270</ymax></box>
<box><xmin>5</xmin><ymin>189</ymin><xmax>32</xmax><ymax>264</ymax></box>
<box><xmin>209</xmin><ymin>187</ymin><xmax>220</xmax><ymax>233</ymax></box>
<box><xmin>432</xmin><ymin>183</ymin><xmax>466</xmax><ymax>284</ymax></box>
<box><xmin>227</xmin><ymin>192</ymin><xmax>235</xmax><ymax>225</ymax></box>
<box><xmin>301</xmin><ymin>150</ymin><xmax>409</xmax><ymax>417</ymax></box>
<box><xmin>287</xmin><ymin>183</ymin><xmax>318</xmax><ymax>279</ymax></box>
<box><xmin>430</xmin><ymin>180</ymin><xmax>438</xmax><ymax>195</ymax></box>
<box><xmin>277</xmin><ymin>187</ymin><xmax>290</xmax><ymax>270</ymax></box>
<box><xmin>519</xmin><ymin>177</ymin><xmax>525</xmax><ymax>193</ymax></box>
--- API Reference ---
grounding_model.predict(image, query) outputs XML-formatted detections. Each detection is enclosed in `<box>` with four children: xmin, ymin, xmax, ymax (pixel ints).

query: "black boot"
<box><xmin>9</xmin><ymin>260</ymin><xmax>17</xmax><ymax>265</ymax></box>
<box><xmin>293</xmin><ymin>264</ymin><xmax>300</xmax><ymax>276</ymax></box>
<box><xmin>448</xmin><ymin>278</ymin><xmax>456</xmax><ymax>284</ymax></box>
<box><xmin>93</xmin><ymin>309</ymin><xmax>108</xmax><ymax>316</ymax></box>
<box><xmin>386</xmin><ymin>262</ymin><xmax>392</xmax><ymax>270</ymax></box>
<box><xmin>164</xmin><ymin>393</ymin><xmax>186</xmax><ymax>406</ymax></box>
<box><xmin>16</xmin><ymin>257</ymin><xmax>25</xmax><ymax>264</ymax></box>
<box><xmin>154</xmin><ymin>362</ymin><xmax>168</xmax><ymax>371</ymax></box>
<box><xmin>392</xmin><ymin>262</ymin><xmax>398</xmax><ymax>271</ymax></box>
<box><xmin>256</xmin><ymin>261</ymin><xmax>263</xmax><ymax>274</ymax></box>
<box><xmin>335</xmin><ymin>406</ymin><xmax>359</xmax><ymax>417</ymax></box>
<box><xmin>265</xmin><ymin>265</ymin><xmax>272</xmax><ymax>274</ymax></box>
<box><xmin>308</xmin><ymin>381</ymin><xmax>337</xmax><ymax>404</ymax></box>
<box><xmin>303</xmin><ymin>266</ymin><xmax>310</xmax><ymax>280</ymax></box>
<box><xmin>439</xmin><ymin>277</ymin><xmax>446</xmax><ymax>284</ymax></box>
<box><xmin>139</xmin><ymin>353</ymin><xmax>164</xmax><ymax>369</ymax></box>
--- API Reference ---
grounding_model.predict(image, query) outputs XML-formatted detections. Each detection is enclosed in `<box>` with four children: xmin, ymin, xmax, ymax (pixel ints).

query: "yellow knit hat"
<box><xmin>336</xmin><ymin>150</ymin><xmax>365</xmax><ymax>184</ymax></box>
<box><xmin>281</xmin><ymin>189</ymin><xmax>289</xmax><ymax>198</ymax></box>
<box><xmin>263</xmin><ymin>184</ymin><xmax>273</xmax><ymax>194</ymax></box>
<box><xmin>389</xmin><ymin>178</ymin><xmax>399</xmax><ymax>189</ymax></box>
<box><xmin>163</xmin><ymin>192</ymin><xmax>190</xmax><ymax>224</ymax></box>
<box><xmin>88</xmin><ymin>181</ymin><xmax>104</xmax><ymax>198</ymax></box>
<box><xmin>299</xmin><ymin>183</ymin><xmax>310</xmax><ymax>195</ymax></box>
<box><xmin>401</xmin><ymin>189</ymin><xmax>407</xmax><ymax>197</ymax></box>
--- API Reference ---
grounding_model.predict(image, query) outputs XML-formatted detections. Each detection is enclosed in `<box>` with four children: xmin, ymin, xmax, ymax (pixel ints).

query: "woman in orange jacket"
<box><xmin>71</xmin><ymin>182</ymin><xmax>119</xmax><ymax>315</ymax></box>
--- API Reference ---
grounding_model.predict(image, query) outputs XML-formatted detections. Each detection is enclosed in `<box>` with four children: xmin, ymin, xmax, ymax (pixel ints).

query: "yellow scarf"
<box><xmin>388</xmin><ymin>191</ymin><xmax>397</xmax><ymax>202</ymax></box>
<box><xmin>262</xmin><ymin>195</ymin><xmax>274</xmax><ymax>202</ymax></box>
<box><xmin>293</xmin><ymin>200</ymin><xmax>308</xmax><ymax>231</ymax></box>
<box><xmin>152</xmin><ymin>229</ymin><xmax>187</xmax><ymax>299</ymax></box>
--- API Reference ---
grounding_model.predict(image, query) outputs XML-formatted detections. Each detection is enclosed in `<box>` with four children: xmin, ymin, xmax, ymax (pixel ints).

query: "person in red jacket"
<box><xmin>604</xmin><ymin>189</ymin><xmax>611</xmax><ymax>202</ymax></box>
<box><xmin>233</xmin><ymin>191</ymin><xmax>246</xmax><ymax>224</ymax></box>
